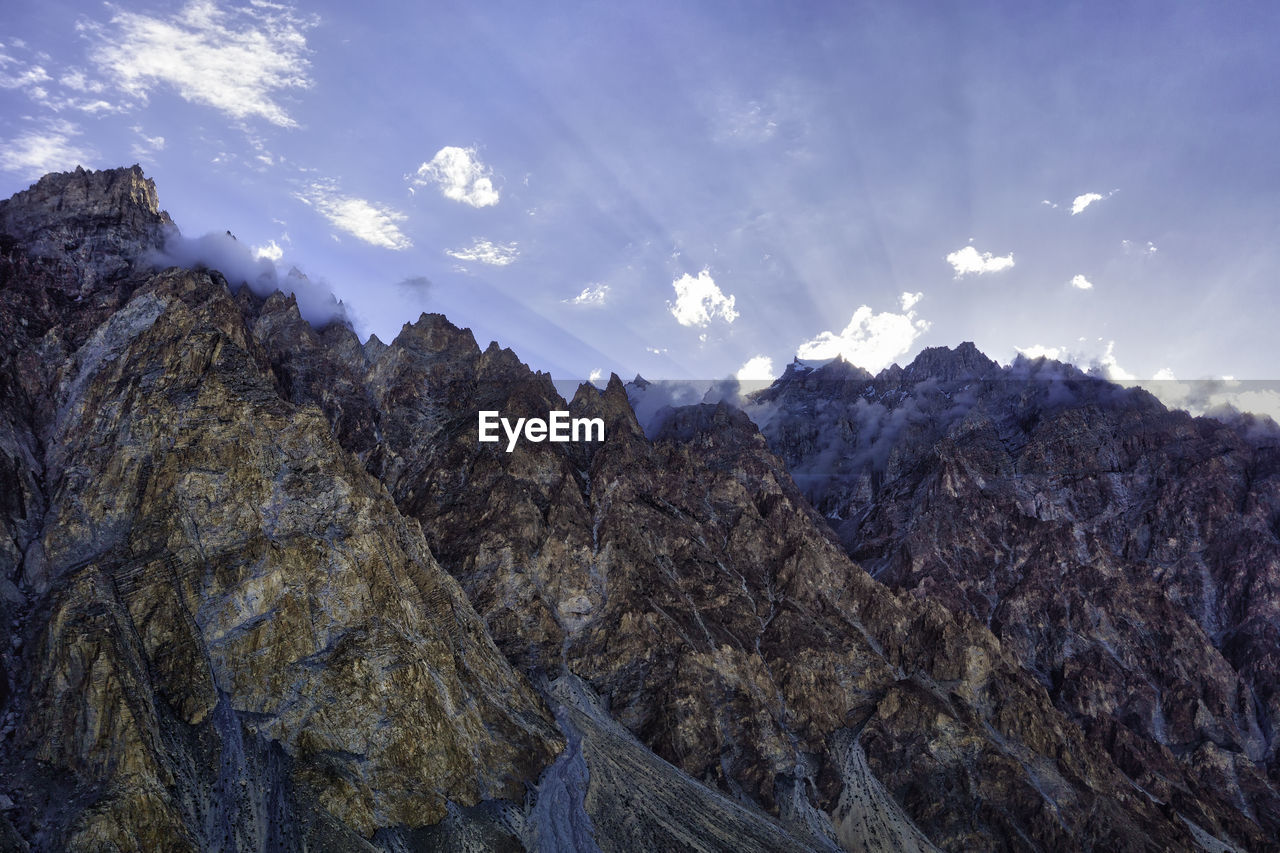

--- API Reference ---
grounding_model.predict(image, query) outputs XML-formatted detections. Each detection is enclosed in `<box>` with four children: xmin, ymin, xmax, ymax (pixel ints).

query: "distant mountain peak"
<box><xmin>901</xmin><ymin>341</ymin><xmax>998</xmax><ymax>382</ymax></box>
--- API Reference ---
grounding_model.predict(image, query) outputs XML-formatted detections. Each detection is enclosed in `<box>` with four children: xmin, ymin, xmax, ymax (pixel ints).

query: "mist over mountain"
<box><xmin>0</xmin><ymin>167</ymin><xmax>1276</xmax><ymax>851</ymax></box>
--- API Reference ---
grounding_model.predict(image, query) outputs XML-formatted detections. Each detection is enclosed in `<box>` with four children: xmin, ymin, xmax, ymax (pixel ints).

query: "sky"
<box><xmin>2</xmin><ymin>1</ymin><xmax>1279</xmax><ymax>408</ymax></box>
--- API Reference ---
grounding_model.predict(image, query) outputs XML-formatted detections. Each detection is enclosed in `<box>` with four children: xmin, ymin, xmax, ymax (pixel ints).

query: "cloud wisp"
<box><xmin>669</xmin><ymin>269</ymin><xmax>738</xmax><ymax>327</ymax></box>
<box><xmin>81</xmin><ymin>1</ymin><xmax>315</xmax><ymax>127</ymax></box>
<box><xmin>1070</xmin><ymin>274</ymin><xmax>1093</xmax><ymax>290</ymax></box>
<box><xmin>296</xmin><ymin>182</ymin><xmax>412</xmax><ymax>250</ymax></box>
<box><xmin>152</xmin><ymin>229</ymin><xmax>346</xmax><ymax>328</ymax></box>
<box><xmin>0</xmin><ymin>119</ymin><xmax>95</xmax><ymax>178</ymax></box>
<box><xmin>446</xmin><ymin>239</ymin><xmax>518</xmax><ymax>266</ymax></box>
<box><xmin>413</xmin><ymin>146</ymin><xmax>500</xmax><ymax>207</ymax></box>
<box><xmin>564</xmin><ymin>283</ymin><xmax>609</xmax><ymax>306</ymax></box>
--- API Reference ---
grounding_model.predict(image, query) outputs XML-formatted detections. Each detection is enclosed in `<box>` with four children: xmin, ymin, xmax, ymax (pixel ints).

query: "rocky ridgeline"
<box><xmin>746</xmin><ymin>346</ymin><xmax>1280</xmax><ymax>848</ymax></box>
<box><xmin>0</xmin><ymin>167</ymin><xmax>1272</xmax><ymax>851</ymax></box>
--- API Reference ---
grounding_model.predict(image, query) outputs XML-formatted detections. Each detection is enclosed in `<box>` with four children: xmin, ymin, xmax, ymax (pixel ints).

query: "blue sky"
<box><xmin>2</xmin><ymin>1</ymin><xmax>1278</xmax><ymax>397</ymax></box>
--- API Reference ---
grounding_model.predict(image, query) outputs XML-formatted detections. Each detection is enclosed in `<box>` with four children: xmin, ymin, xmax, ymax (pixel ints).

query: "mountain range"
<box><xmin>0</xmin><ymin>166</ymin><xmax>1275</xmax><ymax>851</ymax></box>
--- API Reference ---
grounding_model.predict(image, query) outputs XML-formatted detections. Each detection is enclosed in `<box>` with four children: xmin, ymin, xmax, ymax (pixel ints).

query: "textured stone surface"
<box><xmin>296</xmin><ymin>312</ymin><xmax>1213</xmax><ymax>848</ymax></box>
<box><xmin>0</xmin><ymin>168</ymin><xmax>560</xmax><ymax>849</ymax></box>
<box><xmin>747</xmin><ymin>346</ymin><xmax>1280</xmax><ymax>850</ymax></box>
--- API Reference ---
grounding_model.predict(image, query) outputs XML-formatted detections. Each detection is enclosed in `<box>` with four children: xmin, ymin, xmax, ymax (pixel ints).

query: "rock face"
<box><xmin>0</xmin><ymin>168</ymin><xmax>560</xmax><ymax>850</ymax></box>
<box><xmin>0</xmin><ymin>168</ymin><xmax>1273</xmax><ymax>851</ymax></box>
<box><xmin>747</xmin><ymin>346</ymin><xmax>1280</xmax><ymax>850</ymax></box>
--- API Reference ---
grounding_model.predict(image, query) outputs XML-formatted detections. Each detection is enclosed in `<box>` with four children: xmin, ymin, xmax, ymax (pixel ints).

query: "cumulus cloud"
<box><xmin>588</xmin><ymin>368</ymin><xmax>603</xmax><ymax>384</ymax></box>
<box><xmin>669</xmin><ymin>269</ymin><xmax>738</xmax><ymax>327</ymax></box>
<box><xmin>1071</xmin><ymin>193</ymin><xmax>1103</xmax><ymax>214</ymax></box>
<box><xmin>900</xmin><ymin>291</ymin><xmax>922</xmax><ymax>311</ymax></box>
<box><xmin>446</xmin><ymin>239</ymin><xmax>518</xmax><ymax>266</ymax></box>
<box><xmin>296</xmin><ymin>182</ymin><xmax>411</xmax><ymax>250</ymax></box>
<box><xmin>564</xmin><ymin>283</ymin><xmax>609</xmax><ymax>305</ymax></box>
<box><xmin>0</xmin><ymin>119</ymin><xmax>94</xmax><ymax>178</ymax></box>
<box><xmin>736</xmin><ymin>355</ymin><xmax>775</xmax><ymax>381</ymax></box>
<box><xmin>81</xmin><ymin>1</ymin><xmax>315</xmax><ymax>127</ymax></box>
<box><xmin>413</xmin><ymin>146</ymin><xmax>500</xmax><ymax>207</ymax></box>
<box><xmin>945</xmin><ymin>245</ymin><xmax>1014</xmax><ymax>277</ymax></box>
<box><xmin>797</xmin><ymin>298</ymin><xmax>930</xmax><ymax>373</ymax></box>
<box><xmin>1070</xmin><ymin>274</ymin><xmax>1093</xmax><ymax>290</ymax></box>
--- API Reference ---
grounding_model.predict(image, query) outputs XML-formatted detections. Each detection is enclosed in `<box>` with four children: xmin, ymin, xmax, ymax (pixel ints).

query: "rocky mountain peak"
<box><xmin>901</xmin><ymin>341</ymin><xmax>998</xmax><ymax>382</ymax></box>
<box><xmin>391</xmin><ymin>311</ymin><xmax>482</xmax><ymax>357</ymax></box>
<box><xmin>0</xmin><ymin>165</ymin><xmax>172</xmax><ymax>294</ymax></box>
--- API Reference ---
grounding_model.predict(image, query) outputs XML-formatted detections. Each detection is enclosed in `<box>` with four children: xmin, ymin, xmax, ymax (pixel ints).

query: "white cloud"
<box><xmin>130</xmin><ymin>126</ymin><xmax>165</xmax><ymax>150</ymax></box>
<box><xmin>564</xmin><ymin>283</ymin><xmax>609</xmax><ymax>306</ymax></box>
<box><xmin>129</xmin><ymin>125</ymin><xmax>165</xmax><ymax>158</ymax></box>
<box><xmin>0</xmin><ymin>62</ymin><xmax>51</xmax><ymax>93</ymax></box>
<box><xmin>736</xmin><ymin>355</ymin><xmax>775</xmax><ymax>381</ymax></box>
<box><xmin>945</xmin><ymin>245</ymin><xmax>1014</xmax><ymax>277</ymax></box>
<box><xmin>668</xmin><ymin>269</ymin><xmax>738</xmax><ymax>327</ymax></box>
<box><xmin>82</xmin><ymin>1</ymin><xmax>314</xmax><ymax>127</ymax></box>
<box><xmin>1070</xmin><ymin>189</ymin><xmax>1117</xmax><ymax>215</ymax></box>
<box><xmin>254</xmin><ymin>239</ymin><xmax>283</xmax><ymax>261</ymax></box>
<box><xmin>1097</xmin><ymin>340</ymin><xmax>1134</xmax><ymax>380</ymax></box>
<box><xmin>588</xmin><ymin>368</ymin><xmax>603</xmax><ymax>383</ymax></box>
<box><xmin>446</xmin><ymin>239</ymin><xmax>518</xmax><ymax>266</ymax></box>
<box><xmin>296</xmin><ymin>183</ymin><xmax>411</xmax><ymax>250</ymax></box>
<box><xmin>646</xmin><ymin>346</ymin><xmax>668</xmax><ymax>355</ymax></box>
<box><xmin>1070</xmin><ymin>274</ymin><xmax>1093</xmax><ymax>290</ymax></box>
<box><xmin>900</xmin><ymin>291</ymin><xmax>922</xmax><ymax>311</ymax></box>
<box><xmin>0</xmin><ymin>119</ymin><xmax>94</xmax><ymax>178</ymax></box>
<box><xmin>60</xmin><ymin>69</ymin><xmax>104</xmax><ymax>93</ymax></box>
<box><xmin>1015</xmin><ymin>344</ymin><xmax>1067</xmax><ymax>361</ymax></box>
<box><xmin>1071</xmin><ymin>192</ymin><xmax>1103</xmax><ymax>214</ymax></box>
<box><xmin>413</xmin><ymin>146</ymin><xmax>499</xmax><ymax>207</ymax></box>
<box><xmin>1015</xmin><ymin>341</ymin><xmax>1135</xmax><ymax>382</ymax></box>
<box><xmin>797</xmin><ymin>300</ymin><xmax>930</xmax><ymax>373</ymax></box>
